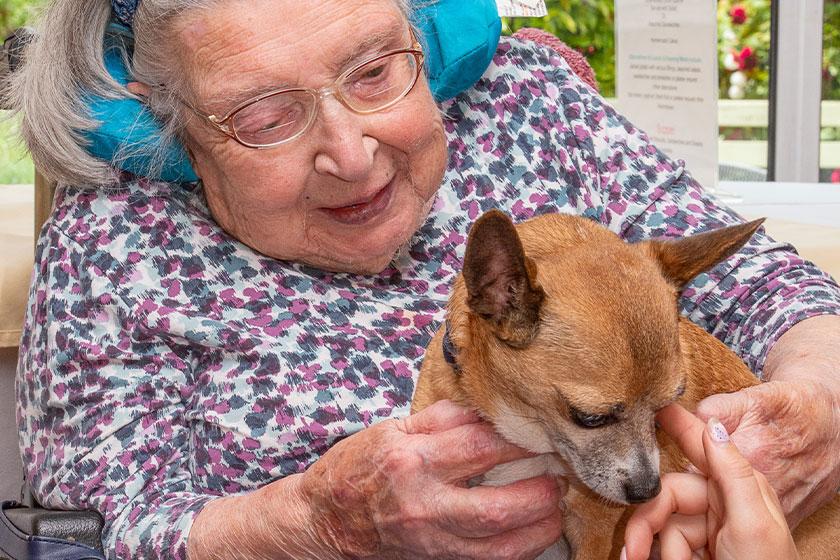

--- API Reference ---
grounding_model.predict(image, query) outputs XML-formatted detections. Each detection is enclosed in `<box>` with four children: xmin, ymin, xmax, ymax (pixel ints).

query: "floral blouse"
<box><xmin>16</xmin><ymin>37</ymin><xmax>840</xmax><ymax>558</ymax></box>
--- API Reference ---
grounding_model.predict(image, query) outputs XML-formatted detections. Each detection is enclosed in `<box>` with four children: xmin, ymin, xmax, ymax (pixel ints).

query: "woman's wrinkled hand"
<box><xmin>300</xmin><ymin>399</ymin><xmax>567</xmax><ymax>560</ymax></box>
<box><xmin>623</xmin><ymin>403</ymin><xmax>799</xmax><ymax>560</ymax></box>
<box><xmin>695</xmin><ymin>379</ymin><xmax>840</xmax><ymax>529</ymax></box>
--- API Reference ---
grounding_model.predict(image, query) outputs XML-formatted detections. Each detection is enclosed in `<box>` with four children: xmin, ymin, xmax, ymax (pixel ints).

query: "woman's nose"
<box><xmin>313</xmin><ymin>96</ymin><xmax>379</xmax><ymax>181</ymax></box>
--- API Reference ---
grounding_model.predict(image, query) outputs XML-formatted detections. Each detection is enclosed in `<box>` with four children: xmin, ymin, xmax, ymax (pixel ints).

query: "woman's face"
<box><xmin>175</xmin><ymin>0</ymin><xmax>447</xmax><ymax>274</ymax></box>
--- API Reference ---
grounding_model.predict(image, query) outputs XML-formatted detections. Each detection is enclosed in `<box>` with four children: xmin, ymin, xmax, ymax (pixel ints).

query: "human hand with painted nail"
<box><xmin>622</xmin><ymin>403</ymin><xmax>799</xmax><ymax>560</ymax></box>
<box><xmin>695</xmin><ymin>377</ymin><xmax>840</xmax><ymax>530</ymax></box>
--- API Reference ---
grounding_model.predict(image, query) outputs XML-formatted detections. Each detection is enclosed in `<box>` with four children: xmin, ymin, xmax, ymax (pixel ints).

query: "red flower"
<box><xmin>832</xmin><ymin>169</ymin><xmax>840</xmax><ymax>184</ymax></box>
<box><xmin>730</xmin><ymin>5</ymin><xmax>747</xmax><ymax>25</ymax></box>
<box><xmin>737</xmin><ymin>47</ymin><xmax>757</xmax><ymax>70</ymax></box>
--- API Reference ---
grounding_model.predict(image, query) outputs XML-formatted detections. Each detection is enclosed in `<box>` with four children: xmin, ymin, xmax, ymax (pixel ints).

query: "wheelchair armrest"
<box><xmin>1</xmin><ymin>501</ymin><xmax>104</xmax><ymax>560</ymax></box>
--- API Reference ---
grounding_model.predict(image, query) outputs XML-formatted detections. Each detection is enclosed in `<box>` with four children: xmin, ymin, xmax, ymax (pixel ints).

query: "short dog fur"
<box><xmin>412</xmin><ymin>210</ymin><xmax>840</xmax><ymax>559</ymax></box>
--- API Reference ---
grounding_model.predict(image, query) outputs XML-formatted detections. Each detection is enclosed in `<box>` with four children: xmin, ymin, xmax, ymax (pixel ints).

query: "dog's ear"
<box><xmin>463</xmin><ymin>210</ymin><xmax>545</xmax><ymax>348</ymax></box>
<box><xmin>643</xmin><ymin>219</ymin><xmax>765</xmax><ymax>289</ymax></box>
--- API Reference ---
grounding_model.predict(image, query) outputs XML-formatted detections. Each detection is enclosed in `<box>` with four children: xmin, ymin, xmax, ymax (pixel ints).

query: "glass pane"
<box><xmin>821</xmin><ymin>0</ymin><xmax>840</xmax><ymax>183</ymax></box>
<box><xmin>505</xmin><ymin>2</ymin><xmax>772</xmax><ymax>182</ymax></box>
<box><xmin>717</xmin><ymin>0</ymin><xmax>771</xmax><ymax>181</ymax></box>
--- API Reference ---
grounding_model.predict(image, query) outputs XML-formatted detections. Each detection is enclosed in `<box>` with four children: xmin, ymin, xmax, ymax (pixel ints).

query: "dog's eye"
<box><xmin>570</xmin><ymin>408</ymin><xmax>613</xmax><ymax>429</ymax></box>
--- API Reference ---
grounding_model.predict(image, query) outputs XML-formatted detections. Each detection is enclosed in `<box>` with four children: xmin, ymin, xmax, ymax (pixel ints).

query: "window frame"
<box><xmin>768</xmin><ymin>0</ymin><xmax>825</xmax><ymax>182</ymax></box>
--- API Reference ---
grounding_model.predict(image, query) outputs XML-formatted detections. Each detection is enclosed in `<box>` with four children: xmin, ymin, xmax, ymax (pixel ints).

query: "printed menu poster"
<box><xmin>615</xmin><ymin>0</ymin><xmax>719</xmax><ymax>190</ymax></box>
<box><xmin>496</xmin><ymin>0</ymin><xmax>548</xmax><ymax>18</ymax></box>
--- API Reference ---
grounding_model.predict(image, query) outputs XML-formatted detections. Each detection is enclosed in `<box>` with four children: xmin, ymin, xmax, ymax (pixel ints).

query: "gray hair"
<box><xmin>3</xmin><ymin>0</ymin><xmax>415</xmax><ymax>187</ymax></box>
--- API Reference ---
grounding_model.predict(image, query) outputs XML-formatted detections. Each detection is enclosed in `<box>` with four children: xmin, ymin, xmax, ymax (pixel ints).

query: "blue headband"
<box><xmin>90</xmin><ymin>0</ymin><xmax>500</xmax><ymax>183</ymax></box>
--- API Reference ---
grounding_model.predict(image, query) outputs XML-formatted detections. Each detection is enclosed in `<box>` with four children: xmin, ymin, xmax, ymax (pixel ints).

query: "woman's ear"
<box><xmin>126</xmin><ymin>81</ymin><xmax>152</xmax><ymax>99</ymax></box>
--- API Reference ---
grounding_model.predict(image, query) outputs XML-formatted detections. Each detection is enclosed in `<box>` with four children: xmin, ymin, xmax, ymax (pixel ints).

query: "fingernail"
<box><xmin>620</xmin><ymin>546</ymin><xmax>627</xmax><ymax>560</ymax></box>
<box><xmin>708</xmin><ymin>417</ymin><xmax>729</xmax><ymax>443</ymax></box>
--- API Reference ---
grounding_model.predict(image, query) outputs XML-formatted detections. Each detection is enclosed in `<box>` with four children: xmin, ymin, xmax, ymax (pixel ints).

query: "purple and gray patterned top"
<box><xmin>16</xmin><ymin>37</ymin><xmax>840</xmax><ymax>558</ymax></box>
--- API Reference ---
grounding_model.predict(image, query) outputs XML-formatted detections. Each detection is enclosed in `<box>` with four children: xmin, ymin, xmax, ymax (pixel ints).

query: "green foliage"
<box><xmin>717</xmin><ymin>0</ymin><xmax>840</xmax><ymax>100</ymax></box>
<box><xmin>0</xmin><ymin>113</ymin><xmax>33</xmax><ymax>184</ymax></box>
<box><xmin>824</xmin><ymin>1</ymin><xmax>840</xmax><ymax>101</ymax></box>
<box><xmin>1</xmin><ymin>1</ymin><xmax>43</xmax><ymax>184</ymax></box>
<box><xmin>0</xmin><ymin>0</ymin><xmax>44</xmax><ymax>38</ymax></box>
<box><xmin>717</xmin><ymin>0</ymin><xmax>771</xmax><ymax>100</ymax></box>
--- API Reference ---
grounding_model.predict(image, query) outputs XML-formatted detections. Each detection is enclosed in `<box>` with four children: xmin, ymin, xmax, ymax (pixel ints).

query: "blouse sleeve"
<box><xmin>557</xmin><ymin>61</ymin><xmax>840</xmax><ymax>377</ymax></box>
<box><xmin>16</xmin><ymin>224</ymin><xmax>213</xmax><ymax>559</ymax></box>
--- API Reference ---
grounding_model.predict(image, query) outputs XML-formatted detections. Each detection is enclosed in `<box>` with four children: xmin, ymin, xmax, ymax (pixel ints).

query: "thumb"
<box><xmin>401</xmin><ymin>399</ymin><xmax>481</xmax><ymax>434</ymax></box>
<box><xmin>695</xmin><ymin>390</ymin><xmax>751</xmax><ymax>433</ymax></box>
<box><xmin>702</xmin><ymin>417</ymin><xmax>767</xmax><ymax>522</ymax></box>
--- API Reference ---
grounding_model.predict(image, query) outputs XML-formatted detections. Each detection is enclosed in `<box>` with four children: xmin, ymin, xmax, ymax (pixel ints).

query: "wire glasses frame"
<box><xmin>192</xmin><ymin>41</ymin><xmax>425</xmax><ymax>149</ymax></box>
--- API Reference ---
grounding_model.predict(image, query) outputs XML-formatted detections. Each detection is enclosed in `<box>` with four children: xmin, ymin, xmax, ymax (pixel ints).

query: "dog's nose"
<box><xmin>623</xmin><ymin>475</ymin><xmax>661</xmax><ymax>504</ymax></box>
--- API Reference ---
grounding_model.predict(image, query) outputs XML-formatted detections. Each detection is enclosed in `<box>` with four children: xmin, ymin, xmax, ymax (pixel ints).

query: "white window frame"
<box><xmin>769</xmin><ymin>0</ymin><xmax>825</xmax><ymax>182</ymax></box>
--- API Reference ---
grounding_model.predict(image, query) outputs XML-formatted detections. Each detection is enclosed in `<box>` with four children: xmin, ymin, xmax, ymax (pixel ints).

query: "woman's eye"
<box><xmin>240</xmin><ymin>115</ymin><xmax>293</xmax><ymax>138</ymax></box>
<box><xmin>359</xmin><ymin>63</ymin><xmax>387</xmax><ymax>81</ymax></box>
<box><xmin>351</xmin><ymin>61</ymin><xmax>393</xmax><ymax>94</ymax></box>
<box><xmin>571</xmin><ymin>408</ymin><xmax>613</xmax><ymax>429</ymax></box>
<box><xmin>237</xmin><ymin>102</ymin><xmax>305</xmax><ymax>135</ymax></box>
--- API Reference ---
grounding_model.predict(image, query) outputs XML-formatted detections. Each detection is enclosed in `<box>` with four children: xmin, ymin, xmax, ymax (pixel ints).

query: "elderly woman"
<box><xmin>7</xmin><ymin>0</ymin><xmax>840</xmax><ymax>558</ymax></box>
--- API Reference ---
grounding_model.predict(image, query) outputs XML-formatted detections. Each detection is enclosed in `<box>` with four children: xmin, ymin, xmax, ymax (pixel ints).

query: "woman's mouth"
<box><xmin>320</xmin><ymin>179</ymin><xmax>395</xmax><ymax>226</ymax></box>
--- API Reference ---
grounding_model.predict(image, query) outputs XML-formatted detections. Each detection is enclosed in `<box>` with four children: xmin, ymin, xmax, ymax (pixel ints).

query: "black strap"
<box><xmin>442</xmin><ymin>321</ymin><xmax>461</xmax><ymax>375</ymax></box>
<box><xmin>0</xmin><ymin>501</ymin><xmax>105</xmax><ymax>560</ymax></box>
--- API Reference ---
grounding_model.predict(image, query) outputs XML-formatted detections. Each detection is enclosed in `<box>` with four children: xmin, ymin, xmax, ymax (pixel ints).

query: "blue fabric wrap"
<box><xmin>415</xmin><ymin>0</ymin><xmax>501</xmax><ymax>101</ymax></box>
<box><xmin>82</xmin><ymin>23</ymin><xmax>198</xmax><ymax>183</ymax></box>
<box><xmin>84</xmin><ymin>1</ymin><xmax>501</xmax><ymax>182</ymax></box>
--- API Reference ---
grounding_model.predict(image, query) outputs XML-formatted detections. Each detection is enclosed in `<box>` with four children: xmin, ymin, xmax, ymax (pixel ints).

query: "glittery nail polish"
<box><xmin>709</xmin><ymin>417</ymin><xmax>729</xmax><ymax>443</ymax></box>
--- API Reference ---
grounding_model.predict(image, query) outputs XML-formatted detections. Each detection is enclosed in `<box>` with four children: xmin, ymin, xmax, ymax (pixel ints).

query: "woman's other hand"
<box><xmin>302</xmin><ymin>399</ymin><xmax>567</xmax><ymax>559</ymax></box>
<box><xmin>696</xmin><ymin>379</ymin><xmax>840</xmax><ymax>529</ymax></box>
<box><xmin>623</xmin><ymin>403</ymin><xmax>799</xmax><ymax>560</ymax></box>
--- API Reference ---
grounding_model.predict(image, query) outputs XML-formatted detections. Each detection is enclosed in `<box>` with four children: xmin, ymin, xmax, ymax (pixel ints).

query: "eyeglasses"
<box><xmin>189</xmin><ymin>42</ymin><xmax>425</xmax><ymax>149</ymax></box>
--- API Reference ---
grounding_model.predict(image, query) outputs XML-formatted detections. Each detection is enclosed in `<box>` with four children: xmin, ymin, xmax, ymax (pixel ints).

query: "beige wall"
<box><xmin>0</xmin><ymin>347</ymin><xmax>23</xmax><ymax>502</ymax></box>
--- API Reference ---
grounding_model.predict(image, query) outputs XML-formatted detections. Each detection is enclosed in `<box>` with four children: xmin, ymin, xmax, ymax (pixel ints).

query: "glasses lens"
<box><xmin>342</xmin><ymin>52</ymin><xmax>419</xmax><ymax>112</ymax></box>
<box><xmin>232</xmin><ymin>90</ymin><xmax>315</xmax><ymax>146</ymax></box>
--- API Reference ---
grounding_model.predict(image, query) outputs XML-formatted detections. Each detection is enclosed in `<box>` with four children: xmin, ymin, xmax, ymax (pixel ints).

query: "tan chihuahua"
<box><xmin>412</xmin><ymin>210</ymin><xmax>840</xmax><ymax>560</ymax></box>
